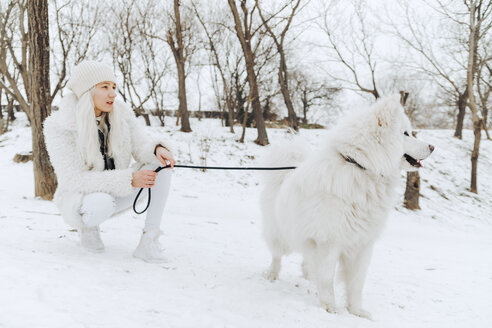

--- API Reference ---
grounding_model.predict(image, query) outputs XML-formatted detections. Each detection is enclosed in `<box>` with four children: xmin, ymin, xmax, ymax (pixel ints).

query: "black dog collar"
<box><xmin>340</xmin><ymin>154</ymin><xmax>366</xmax><ymax>171</ymax></box>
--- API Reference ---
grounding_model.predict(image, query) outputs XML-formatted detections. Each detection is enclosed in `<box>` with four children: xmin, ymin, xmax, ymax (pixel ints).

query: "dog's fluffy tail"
<box><xmin>260</xmin><ymin>137</ymin><xmax>311</xmax><ymax>189</ymax></box>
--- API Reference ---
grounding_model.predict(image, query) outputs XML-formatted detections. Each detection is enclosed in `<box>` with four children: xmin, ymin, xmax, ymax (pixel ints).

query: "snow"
<box><xmin>0</xmin><ymin>116</ymin><xmax>491</xmax><ymax>328</ymax></box>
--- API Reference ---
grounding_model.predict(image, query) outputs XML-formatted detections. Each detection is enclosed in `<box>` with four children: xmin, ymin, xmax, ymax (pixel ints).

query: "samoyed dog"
<box><xmin>260</xmin><ymin>94</ymin><xmax>434</xmax><ymax>319</ymax></box>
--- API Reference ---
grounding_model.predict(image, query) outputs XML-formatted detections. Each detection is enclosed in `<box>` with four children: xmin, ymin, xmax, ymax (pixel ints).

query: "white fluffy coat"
<box><xmin>43</xmin><ymin>93</ymin><xmax>172</xmax><ymax>230</ymax></box>
<box><xmin>260</xmin><ymin>95</ymin><xmax>433</xmax><ymax>318</ymax></box>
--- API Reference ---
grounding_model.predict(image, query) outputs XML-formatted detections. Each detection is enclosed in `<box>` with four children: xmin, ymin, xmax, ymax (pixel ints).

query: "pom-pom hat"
<box><xmin>67</xmin><ymin>60</ymin><xmax>116</xmax><ymax>98</ymax></box>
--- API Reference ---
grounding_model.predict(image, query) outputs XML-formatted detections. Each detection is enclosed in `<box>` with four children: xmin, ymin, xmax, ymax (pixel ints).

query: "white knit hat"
<box><xmin>67</xmin><ymin>60</ymin><xmax>116</xmax><ymax>98</ymax></box>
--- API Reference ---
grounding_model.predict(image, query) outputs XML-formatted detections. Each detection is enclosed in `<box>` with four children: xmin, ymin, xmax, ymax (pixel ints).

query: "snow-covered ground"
<box><xmin>0</xmin><ymin>116</ymin><xmax>491</xmax><ymax>328</ymax></box>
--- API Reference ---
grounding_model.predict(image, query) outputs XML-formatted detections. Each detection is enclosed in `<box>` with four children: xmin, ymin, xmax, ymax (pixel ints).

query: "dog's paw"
<box><xmin>348</xmin><ymin>307</ymin><xmax>373</xmax><ymax>320</ymax></box>
<box><xmin>321</xmin><ymin>302</ymin><xmax>337</xmax><ymax>314</ymax></box>
<box><xmin>263</xmin><ymin>270</ymin><xmax>278</xmax><ymax>282</ymax></box>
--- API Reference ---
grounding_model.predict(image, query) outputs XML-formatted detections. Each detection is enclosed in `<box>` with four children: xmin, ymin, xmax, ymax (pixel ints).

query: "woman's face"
<box><xmin>92</xmin><ymin>81</ymin><xmax>117</xmax><ymax>117</ymax></box>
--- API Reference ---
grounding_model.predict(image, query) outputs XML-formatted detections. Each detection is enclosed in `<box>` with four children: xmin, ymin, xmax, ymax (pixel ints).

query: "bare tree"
<box><xmin>228</xmin><ymin>0</ymin><xmax>269</xmax><ymax>145</ymax></box>
<box><xmin>388</xmin><ymin>0</ymin><xmax>490</xmax><ymax>139</ymax></box>
<box><xmin>139</xmin><ymin>2</ymin><xmax>173</xmax><ymax>127</ymax></box>
<box><xmin>255</xmin><ymin>61</ymin><xmax>281</xmax><ymax>124</ymax></box>
<box><xmin>0</xmin><ymin>0</ymin><xmax>102</xmax><ymax>199</ymax></box>
<box><xmin>0</xmin><ymin>75</ymin><xmax>17</xmax><ymax>128</ymax></box>
<box><xmin>465</xmin><ymin>0</ymin><xmax>492</xmax><ymax>193</ymax></box>
<box><xmin>290</xmin><ymin>69</ymin><xmax>340</xmax><ymax>125</ymax></box>
<box><xmin>50</xmin><ymin>0</ymin><xmax>101</xmax><ymax>99</ymax></box>
<box><xmin>476</xmin><ymin>45</ymin><xmax>491</xmax><ymax>139</ymax></box>
<box><xmin>192</xmin><ymin>2</ymin><xmax>275</xmax><ymax>138</ymax></box>
<box><xmin>231</xmin><ymin>63</ymin><xmax>249</xmax><ymax>128</ymax></box>
<box><xmin>378</xmin><ymin>71</ymin><xmax>442</xmax><ymax>128</ymax></box>
<box><xmin>0</xmin><ymin>3</ymin><xmax>19</xmax><ymax>129</ymax></box>
<box><xmin>0</xmin><ymin>0</ymin><xmax>101</xmax><ymax>112</ymax></box>
<box><xmin>319</xmin><ymin>0</ymin><xmax>380</xmax><ymax>100</ymax></box>
<box><xmin>192</xmin><ymin>2</ymin><xmax>236</xmax><ymax>132</ymax></box>
<box><xmin>0</xmin><ymin>80</ymin><xmax>5</xmax><ymax>134</ymax></box>
<box><xmin>0</xmin><ymin>1</ymin><xmax>32</xmax><ymax>115</ymax></box>
<box><xmin>167</xmin><ymin>0</ymin><xmax>193</xmax><ymax>132</ymax></box>
<box><xmin>110</xmin><ymin>0</ymin><xmax>150</xmax><ymax>125</ymax></box>
<box><xmin>256</xmin><ymin>0</ymin><xmax>303</xmax><ymax>131</ymax></box>
<box><xmin>195</xmin><ymin>5</ymin><xmax>249</xmax><ymax>130</ymax></box>
<box><xmin>110</xmin><ymin>0</ymin><xmax>171</xmax><ymax>127</ymax></box>
<box><xmin>27</xmin><ymin>0</ymin><xmax>57</xmax><ymax>200</ymax></box>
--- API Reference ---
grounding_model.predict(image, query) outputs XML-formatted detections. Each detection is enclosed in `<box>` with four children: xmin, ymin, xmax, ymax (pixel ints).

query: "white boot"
<box><xmin>133</xmin><ymin>229</ymin><xmax>167</xmax><ymax>263</ymax></box>
<box><xmin>79</xmin><ymin>226</ymin><xmax>104</xmax><ymax>253</ymax></box>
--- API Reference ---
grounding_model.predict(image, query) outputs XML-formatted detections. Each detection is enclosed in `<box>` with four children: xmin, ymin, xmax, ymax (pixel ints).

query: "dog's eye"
<box><xmin>404</xmin><ymin>131</ymin><xmax>409</xmax><ymax>136</ymax></box>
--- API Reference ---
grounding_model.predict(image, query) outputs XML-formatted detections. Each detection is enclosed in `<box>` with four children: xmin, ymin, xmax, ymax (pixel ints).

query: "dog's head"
<box><xmin>399</xmin><ymin>119</ymin><xmax>434</xmax><ymax>172</ymax></box>
<box><xmin>333</xmin><ymin>94</ymin><xmax>434</xmax><ymax>176</ymax></box>
<box><xmin>387</xmin><ymin>94</ymin><xmax>434</xmax><ymax>172</ymax></box>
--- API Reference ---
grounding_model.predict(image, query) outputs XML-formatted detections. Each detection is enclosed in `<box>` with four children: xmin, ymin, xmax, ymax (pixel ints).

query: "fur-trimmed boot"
<box><xmin>133</xmin><ymin>229</ymin><xmax>166</xmax><ymax>263</ymax></box>
<box><xmin>79</xmin><ymin>226</ymin><xmax>104</xmax><ymax>252</ymax></box>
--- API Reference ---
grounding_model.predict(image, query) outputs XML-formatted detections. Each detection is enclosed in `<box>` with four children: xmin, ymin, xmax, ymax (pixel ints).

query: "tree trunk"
<box><xmin>302</xmin><ymin>92</ymin><xmax>308</xmax><ymax>124</ymax></box>
<box><xmin>256</xmin><ymin>0</ymin><xmax>301</xmax><ymax>131</ymax></box>
<box><xmin>28</xmin><ymin>0</ymin><xmax>57</xmax><ymax>200</ymax></box>
<box><xmin>227</xmin><ymin>97</ymin><xmax>235</xmax><ymax>133</ymax></box>
<box><xmin>134</xmin><ymin>108</ymin><xmax>151</xmax><ymax>126</ymax></box>
<box><xmin>0</xmin><ymin>91</ymin><xmax>3</xmax><ymax>134</ymax></box>
<box><xmin>224</xmin><ymin>81</ymin><xmax>235</xmax><ymax>133</ymax></box>
<box><xmin>142</xmin><ymin>113</ymin><xmax>151</xmax><ymax>126</ymax></box>
<box><xmin>483</xmin><ymin>120</ymin><xmax>490</xmax><ymax>140</ymax></box>
<box><xmin>466</xmin><ymin>1</ymin><xmax>481</xmax><ymax>194</ymax></box>
<box><xmin>177</xmin><ymin>59</ymin><xmax>191</xmax><ymax>131</ymax></box>
<box><xmin>228</xmin><ymin>0</ymin><xmax>268</xmax><ymax>145</ymax></box>
<box><xmin>278</xmin><ymin>52</ymin><xmax>298</xmax><ymax>131</ymax></box>
<box><xmin>403</xmin><ymin>171</ymin><xmax>420</xmax><ymax>210</ymax></box>
<box><xmin>239</xmin><ymin>92</ymin><xmax>251</xmax><ymax>143</ymax></box>
<box><xmin>481</xmin><ymin>104</ymin><xmax>490</xmax><ymax>140</ymax></box>
<box><xmin>193</xmin><ymin>2</ymin><xmax>235</xmax><ymax>133</ymax></box>
<box><xmin>7</xmin><ymin>98</ymin><xmax>16</xmax><ymax>122</ymax></box>
<box><xmin>0</xmin><ymin>87</ymin><xmax>3</xmax><ymax>133</ymax></box>
<box><xmin>247</xmin><ymin>62</ymin><xmax>268</xmax><ymax>145</ymax></box>
<box><xmin>168</xmin><ymin>0</ymin><xmax>191</xmax><ymax>132</ymax></box>
<box><xmin>470</xmin><ymin>119</ymin><xmax>481</xmax><ymax>193</ymax></box>
<box><xmin>454</xmin><ymin>89</ymin><xmax>468</xmax><ymax>139</ymax></box>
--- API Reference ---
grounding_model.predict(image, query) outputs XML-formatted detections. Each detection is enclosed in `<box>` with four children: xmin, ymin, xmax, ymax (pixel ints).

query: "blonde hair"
<box><xmin>74</xmin><ymin>88</ymin><xmax>123</xmax><ymax>169</ymax></box>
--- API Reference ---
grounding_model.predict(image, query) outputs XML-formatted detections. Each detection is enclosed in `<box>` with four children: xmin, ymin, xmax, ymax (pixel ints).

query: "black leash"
<box><xmin>132</xmin><ymin>164</ymin><xmax>297</xmax><ymax>214</ymax></box>
<box><xmin>171</xmin><ymin>164</ymin><xmax>297</xmax><ymax>171</ymax></box>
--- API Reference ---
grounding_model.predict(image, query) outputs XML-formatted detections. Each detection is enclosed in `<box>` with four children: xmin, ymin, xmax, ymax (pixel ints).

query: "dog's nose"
<box><xmin>429</xmin><ymin>145</ymin><xmax>435</xmax><ymax>153</ymax></box>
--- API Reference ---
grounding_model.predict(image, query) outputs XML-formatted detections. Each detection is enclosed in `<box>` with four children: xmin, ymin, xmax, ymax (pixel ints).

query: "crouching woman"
<box><xmin>43</xmin><ymin>60</ymin><xmax>175</xmax><ymax>263</ymax></box>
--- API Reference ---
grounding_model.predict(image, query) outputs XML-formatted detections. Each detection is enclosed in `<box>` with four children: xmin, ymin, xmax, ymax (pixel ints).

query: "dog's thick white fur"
<box><xmin>260</xmin><ymin>95</ymin><xmax>433</xmax><ymax>319</ymax></box>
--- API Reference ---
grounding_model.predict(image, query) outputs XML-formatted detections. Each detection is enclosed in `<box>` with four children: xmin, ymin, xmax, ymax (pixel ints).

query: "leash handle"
<box><xmin>132</xmin><ymin>166</ymin><xmax>167</xmax><ymax>214</ymax></box>
<box><xmin>132</xmin><ymin>187</ymin><xmax>150</xmax><ymax>214</ymax></box>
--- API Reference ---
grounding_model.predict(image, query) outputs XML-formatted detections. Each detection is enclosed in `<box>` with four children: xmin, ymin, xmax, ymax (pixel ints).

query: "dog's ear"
<box><xmin>377</xmin><ymin>111</ymin><xmax>390</xmax><ymax>127</ymax></box>
<box><xmin>376</xmin><ymin>105</ymin><xmax>391</xmax><ymax>127</ymax></box>
<box><xmin>376</xmin><ymin>95</ymin><xmax>401</xmax><ymax>127</ymax></box>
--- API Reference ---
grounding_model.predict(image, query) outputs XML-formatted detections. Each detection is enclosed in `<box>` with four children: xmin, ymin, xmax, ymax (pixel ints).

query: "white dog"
<box><xmin>260</xmin><ymin>95</ymin><xmax>434</xmax><ymax>319</ymax></box>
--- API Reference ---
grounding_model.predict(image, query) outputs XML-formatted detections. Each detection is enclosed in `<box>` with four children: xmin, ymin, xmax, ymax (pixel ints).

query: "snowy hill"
<box><xmin>0</xmin><ymin>116</ymin><xmax>491</xmax><ymax>328</ymax></box>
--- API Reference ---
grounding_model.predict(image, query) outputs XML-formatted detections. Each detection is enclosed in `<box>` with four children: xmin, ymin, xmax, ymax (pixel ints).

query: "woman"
<box><xmin>44</xmin><ymin>60</ymin><xmax>175</xmax><ymax>263</ymax></box>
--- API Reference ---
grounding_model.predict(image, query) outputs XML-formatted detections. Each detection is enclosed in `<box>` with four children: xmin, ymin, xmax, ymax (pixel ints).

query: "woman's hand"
<box><xmin>155</xmin><ymin>146</ymin><xmax>176</xmax><ymax>168</ymax></box>
<box><xmin>132</xmin><ymin>170</ymin><xmax>157</xmax><ymax>188</ymax></box>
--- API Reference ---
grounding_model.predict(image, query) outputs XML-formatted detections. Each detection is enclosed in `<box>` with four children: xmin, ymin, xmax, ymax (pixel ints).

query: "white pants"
<box><xmin>80</xmin><ymin>164</ymin><xmax>172</xmax><ymax>232</ymax></box>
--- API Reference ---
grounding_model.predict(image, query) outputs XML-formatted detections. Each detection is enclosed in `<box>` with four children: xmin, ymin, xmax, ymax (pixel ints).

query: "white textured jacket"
<box><xmin>43</xmin><ymin>93</ymin><xmax>172</xmax><ymax>230</ymax></box>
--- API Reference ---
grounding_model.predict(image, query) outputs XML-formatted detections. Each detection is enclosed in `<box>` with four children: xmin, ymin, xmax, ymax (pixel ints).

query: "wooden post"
<box><xmin>400</xmin><ymin>91</ymin><xmax>420</xmax><ymax>210</ymax></box>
